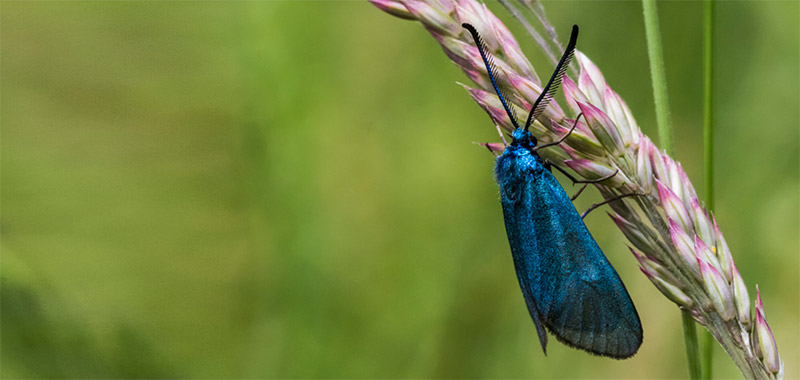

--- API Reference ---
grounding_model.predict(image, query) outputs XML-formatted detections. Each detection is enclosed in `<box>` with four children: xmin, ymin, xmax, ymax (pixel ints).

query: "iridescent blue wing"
<box><xmin>497</xmin><ymin>154</ymin><xmax>642</xmax><ymax>359</ymax></box>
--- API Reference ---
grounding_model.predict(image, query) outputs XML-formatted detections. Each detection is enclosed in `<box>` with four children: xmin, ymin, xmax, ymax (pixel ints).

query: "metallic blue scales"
<box><xmin>495</xmin><ymin>129</ymin><xmax>642</xmax><ymax>358</ymax></box>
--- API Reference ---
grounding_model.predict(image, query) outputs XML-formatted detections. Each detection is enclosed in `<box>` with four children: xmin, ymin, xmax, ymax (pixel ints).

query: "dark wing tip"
<box><xmin>543</xmin><ymin>275</ymin><xmax>643</xmax><ymax>359</ymax></box>
<box><xmin>567</xmin><ymin>313</ymin><xmax>642</xmax><ymax>359</ymax></box>
<box><xmin>546</xmin><ymin>323</ymin><xmax>642</xmax><ymax>360</ymax></box>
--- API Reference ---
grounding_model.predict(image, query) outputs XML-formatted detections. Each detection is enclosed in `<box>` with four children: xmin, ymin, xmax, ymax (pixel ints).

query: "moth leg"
<box><xmin>533</xmin><ymin>113</ymin><xmax>584</xmax><ymax>152</ymax></box>
<box><xmin>570</xmin><ymin>184</ymin><xmax>588</xmax><ymax>201</ymax></box>
<box><xmin>581</xmin><ymin>192</ymin><xmax>644</xmax><ymax>219</ymax></box>
<box><xmin>545</xmin><ymin>161</ymin><xmax>619</xmax><ymax>185</ymax></box>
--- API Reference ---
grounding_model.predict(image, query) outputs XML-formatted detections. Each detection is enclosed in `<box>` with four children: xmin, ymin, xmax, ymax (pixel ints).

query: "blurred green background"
<box><xmin>1</xmin><ymin>1</ymin><xmax>797</xmax><ymax>378</ymax></box>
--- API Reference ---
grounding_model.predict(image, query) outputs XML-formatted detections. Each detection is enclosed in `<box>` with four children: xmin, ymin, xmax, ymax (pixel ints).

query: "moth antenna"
<box><xmin>463</xmin><ymin>23</ymin><xmax>522</xmax><ymax>131</ymax></box>
<box><xmin>524</xmin><ymin>25</ymin><xmax>579</xmax><ymax>131</ymax></box>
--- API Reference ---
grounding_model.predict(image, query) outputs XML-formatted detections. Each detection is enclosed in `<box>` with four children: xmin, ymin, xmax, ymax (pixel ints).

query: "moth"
<box><xmin>463</xmin><ymin>23</ymin><xmax>642</xmax><ymax>359</ymax></box>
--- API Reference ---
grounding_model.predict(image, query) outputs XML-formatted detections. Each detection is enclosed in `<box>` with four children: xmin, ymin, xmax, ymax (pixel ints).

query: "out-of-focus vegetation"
<box><xmin>1</xmin><ymin>1</ymin><xmax>797</xmax><ymax>378</ymax></box>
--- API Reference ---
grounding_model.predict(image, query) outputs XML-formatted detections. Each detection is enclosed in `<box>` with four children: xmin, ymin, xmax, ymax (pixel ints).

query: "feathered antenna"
<box><xmin>463</xmin><ymin>23</ymin><xmax>521</xmax><ymax>131</ymax></box>
<box><xmin>524</xmin><ymin>25</ymin><xmax>578</xmax><ymax>131</ymax></box>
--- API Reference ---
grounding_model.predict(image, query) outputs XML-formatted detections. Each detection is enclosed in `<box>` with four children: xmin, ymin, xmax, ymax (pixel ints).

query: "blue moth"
<box><xmin>462</xmin><ymin>23</ymin><xmax>642</xmax><ymax>359</ymax></box>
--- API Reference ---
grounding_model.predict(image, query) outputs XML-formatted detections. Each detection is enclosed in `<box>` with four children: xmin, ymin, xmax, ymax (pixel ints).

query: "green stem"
<box><xmin>642</xmin><ymin>0</ymin><xmax>673</xmax><ymax>155</ymax></box>
<box><xmin>703</xmin><ymin>0</ymin><xmax>715</xmax><ymax>210</ymax></box>
<box><xmin>642</xmin><ymin>1</ymin><xmax>700</xmax><ymax>378</ymax></box>
<box><xmin>702</xmin><ymin>0</ymin><xmax>716</xmax><ymax>377</ymax></box>
<box><xmin>702</xmin><ymin>331</ymin><xmax>714</xmax><ymax>379</ymax></box>
<box><xmin>682</xmin><ymin>312</ymin><xmax>702</xmax><ymax>380</ymax></box>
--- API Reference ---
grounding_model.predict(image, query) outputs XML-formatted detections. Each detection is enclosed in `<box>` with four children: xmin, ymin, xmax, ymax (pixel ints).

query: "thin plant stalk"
<box><xmin>498</xmin><ymin>0</ymin><xmax>559</xmax><ymax>67</ymax></box>
<box><xmin>702</xmin><ymin>0</ymin><xmax>716</xmax><ymax>377</ymax></box>
<box><xmin>642</xmin><ymin>0</ymin><xmax>699</xmax><ymax>378</ymax></box>
<box><xmin>704</xmin><ymin>0</ymin><xmax>715</xmax><ymax>211</ymax></box>
<box><xmin>521</xmin><ymin>0</ymin><xmax>577</xmax><ymax>78</ymax></box>
<box><xmin>642</xmin><ymin>0</ymin><xmax>673</xmax><ymax>155</ymax></box>
<box><xmin>525</xmin><ymin>0</ymin><xmax>561</xmax><ymax>51</ymax></box>
<box><xmin>683</xmin><ymin>313</ymin><xmax>702</xmax><ymax>379</ymax></box>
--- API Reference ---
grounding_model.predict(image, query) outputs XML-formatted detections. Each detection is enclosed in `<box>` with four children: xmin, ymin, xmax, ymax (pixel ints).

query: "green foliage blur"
<box><xmin>1</xmin><ymin>1</ymin><xmax>797</xmax><ymax>378</ymax></box>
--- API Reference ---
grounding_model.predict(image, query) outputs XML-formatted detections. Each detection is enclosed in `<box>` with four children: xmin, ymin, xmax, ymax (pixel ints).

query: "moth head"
<box><xmin>511</xmin><ymin>128</ymin><xmax>537</xmax><ymax>151</ymax></box>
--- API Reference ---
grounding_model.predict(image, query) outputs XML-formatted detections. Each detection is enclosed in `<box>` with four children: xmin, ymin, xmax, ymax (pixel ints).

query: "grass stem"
<box><xmin>642</xmin><ymin>0</ymin><xmax>673</xmax><ymax>155</ymax></box>
<box><xmin>702</xmin><ymin>0</ymin><xmax>716</xmax><ymax>377</ymax></box>
<box><xmin>642</xmin><ymin>1</ymin><xmax>700</xmax><ymax>378</ymax></box>
<box><xmin>682</xmin><ymin>312</ymin><xmax>702</xmax><ymax>380</ymax></box>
